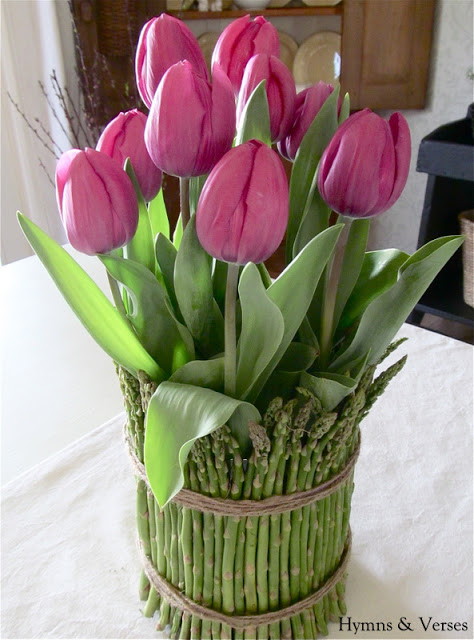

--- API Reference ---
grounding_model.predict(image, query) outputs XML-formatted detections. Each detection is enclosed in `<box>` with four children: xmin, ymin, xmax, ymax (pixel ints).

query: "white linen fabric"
<box><xmin>1</xmin><ymin>324</ymin><xmax>472</xmax><ymax>639</ymax></box>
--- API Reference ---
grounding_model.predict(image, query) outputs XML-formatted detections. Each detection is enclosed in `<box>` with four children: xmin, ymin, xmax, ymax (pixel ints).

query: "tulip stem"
<box><xmin>180</xmin><ymin>177</ymin><xmax>190</xmax><ymax>230</ymax></box>
<box><xmin>319</xmin><ymin>217</ymin><xmax>352</xmax><ymax>370</ymax></box>
<box><xmin>224</xmin><ymin>263</ymin><xmax>240</xmax><ymax>397</ymax></box>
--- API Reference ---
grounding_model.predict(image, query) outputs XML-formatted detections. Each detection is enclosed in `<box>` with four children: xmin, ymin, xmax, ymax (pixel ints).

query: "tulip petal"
<box><xmin>212</xmin><ymin>15</ymin><xmax>279</xmax><ymax>94</ymax></box>
<box><xmin>97</xmin><ymin>109</ymin><xmax>162</xmax><ymax>202</ymax></box>
<box><xmin>384</xmin><ymin>112</ymin><xmax>411</xmax><ymax>210</ymax></box>
<box><xmin>135</xmin><ymin>15</ymin><xmax>208</xmax><ymax>108</ymax></box>
<box><xmin>196</xmin><ymin>140</ymin><xmax>288</xmax><ymax>265</ymax></box>
<box><xmin>55</xmin><ymin>148</ymin><xmax>81</xmax><ymax>216</ymax></box>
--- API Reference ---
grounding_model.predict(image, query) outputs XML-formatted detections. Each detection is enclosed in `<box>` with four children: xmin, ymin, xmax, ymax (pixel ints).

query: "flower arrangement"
<box><xmin>18</xmin><ymin>13</ymin><xmax>463</xmax><ymax>640</ymax></box>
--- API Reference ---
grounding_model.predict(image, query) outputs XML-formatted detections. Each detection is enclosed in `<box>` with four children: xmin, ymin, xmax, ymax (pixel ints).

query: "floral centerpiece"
<box><xmin>18</xmin><ymin>14</ymin><xmax>462</xmax><ymax>640</ymax></box>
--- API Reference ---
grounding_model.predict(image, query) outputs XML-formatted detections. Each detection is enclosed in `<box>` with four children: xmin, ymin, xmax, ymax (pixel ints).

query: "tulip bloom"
<box><xmin>237</xmin><ymin>54</ymin><xmax>296</xmax><ymax>143</ymax></box>
<box><xmin>196</xmin><ymin>140</ymin><xmax>288</xmax><ymax>264</ymax></box>
<box><xmin>96</xmin><ymin>109</ymin><xmax>162</xmax><ymax>202</ymax></box>
<box><xmin>317</xmin><ymin>109</ymin><xmax>411</xmax><ymax>218</ymax></box>
<box><xmin>212</xmin><ymin>15</ymin><xmax>279</xmax><ymax>95</ymax></box>
<box><xmin>135</xmin><ymin>14</ymin><xmax>208</xmax><ymax>108</ymax></box>
<box><xmin>56</xmin><ymin>148</ymin><xmax>138</xmax><ymax>255</ymax></box>
<box><xmin>145</xmin><ymin>61</ymin><xmax>235</xmax><ymax>178</ymax></box>
<box><xmin>278</xmin><ymin>82</ymin><xmax>339</xmax><ymax>161</ymax></box>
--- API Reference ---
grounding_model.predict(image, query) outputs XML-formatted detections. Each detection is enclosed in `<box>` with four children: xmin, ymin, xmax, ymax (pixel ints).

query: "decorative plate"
<box><xmin>293</xmin><ymin>31</ymin><xmax>341</xmax><ymax>86</ymax></box>
<box><xmin>278</xmin><ymin>31</ymin><xmax>299</xmax><ymax>72</ymax></box>
<box><xmin>234</xmin><ymin>0</ymin><xmax>271</xmax><ymax>8</ymax></box>
<box><xmin>301</xmin><ymin>0</ymin><xmax>341</xmax><ymax>6</ymax></box>
<box><xmin>197</xmin><ymin>32</ymin><xmax>220</xmax><ymax>73</ymax></box>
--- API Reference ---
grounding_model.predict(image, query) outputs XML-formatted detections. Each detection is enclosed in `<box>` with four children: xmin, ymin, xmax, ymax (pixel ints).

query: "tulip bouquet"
<box><xmin>18</xmin><ymin>13</ymin><xmax>462</xmax><ymax>640</ymax></box>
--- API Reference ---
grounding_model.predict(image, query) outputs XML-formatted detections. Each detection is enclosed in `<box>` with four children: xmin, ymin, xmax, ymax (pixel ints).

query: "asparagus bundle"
<box><xmin>119</xmin><ymin>342</ymin><xmax>407</xmax><ymax>640</ymax></box>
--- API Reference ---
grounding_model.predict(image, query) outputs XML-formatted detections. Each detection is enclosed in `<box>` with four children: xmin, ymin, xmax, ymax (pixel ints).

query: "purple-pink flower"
<box><xmin>135</xmin><ymin>14</ymin><xmax>208</xmax><ymax>108</ymax></box>
<box><xmin>196</xmin><ymin>140</ymin><xmax>289</xmax><ymax>265</ymax></box>
<box><xmin>96</xmin><ymin>109</ymin><xmax>162</xmax><ymax>202</ymax></box>
<box><xmin>237</xmin><ymin>54</ymin><xmax>296</xmax><ymax>143</ymax></box>
<box><xmin>317</xmin><ymin>109</ymin><xmax>411</xmax><ymax>218</ymax></box>
<box><xmin>145</xmin><ymin>61</ymin><xmax>235</xmax><ymax>178</ymax></box>
<box><xmin>212</xmin><ymin>15</ymin><xmax>279</xmax><ymax>95</ymax></box>
<box><xmin>56</xmin><ymin>148</ymin><xmax>138</xmax><ymax>255</ymax></box>
<box><xmin>278</xmin><ymin>82</ymin><xmax>340</xmax><ymax>161</ymax></box>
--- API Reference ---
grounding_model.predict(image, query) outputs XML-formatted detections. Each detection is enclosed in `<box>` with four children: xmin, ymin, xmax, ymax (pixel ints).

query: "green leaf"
<box><xmin>17</xmin><ymin>213</ymin><xmax>164</xmax><ymax>382</ymax></box>
<box><xmin>124</xmin><ymin>160</ymin><xmax>155</xmax><ymax>274</ymax></box>
<box><xmin>339</xmin><ymin>93</ymin><xmax>350</xmax><ymax>124</ymax></box>
<box><xmin>333</xmin><ymin>218</ymin><xmax>370</xmax><ymax>330</ymax></box>
<box><xmin>331</xmin><ymin>236</ymin><xmax>464</xmax><ymax>371</ymax></box>
<box><xmin>173</xmin><ymin>215</ymin><xmax>183</xmax><ymax>249</ymax></box>
<box><xmin>298</xmin><ymin>316</ymin><xmax>320</xmax><ymax>351</ymax></box>
<box><xmin>236</xmin><ymin>263</ymin><xmax>285</xmax><ymax>399</ymax></box>
<box><xmin>212</xmin><ymin>259</ymin><xmax>228</xmax><ymax>314</ymax></box>
<box><xmin>155</xmin><ymin>233</ymin><xmax>181</xmax><ymax>319</ymax></box>
<box><xmin>300</xmin><ymin>370</ymin><xmax>357</xmax><ymax>411</ymax></box>
<box><xmin>293</xmin><ymin>188</ymin><xmax>331</xmax><ymax>257</ymax></box>
<box><xmin>257</xmin><ymin>262</ymin><xmax>272</xmax><ymax>288</ymax></box>
<box><xmin>286</xmin><ymin>87</ymin><xmax>340</xmax><ymax>263</ymax></box>
<box><xmin>189</xmin><ymin>175</ymin><xmax>207</xmax><ymax>217</ymax></box>
<box><xmin>145</xmin><ymin>382</ymin><xmax>260</xmax><ymax>507</ymax></box>
<box><xmin>99</xmin><ymin>254</ymin><xmax>192</xmax><ymax>374</ymax></box>
<box><xmin>255</xmin><ymin>370</ymin><xmax>300</xmax><ymax>413</ymax></box>
<box><xmin>248</xmin><ymin>225</ymin><xmax>342</xmax><ymax>402</ymax></box>
<box><xmin>170</xmin><ymin>357</ymin><xmax>224</xmax><ymax>392</ymax></box>
<box><xmin>338</xmin><ymin>248</ymin><xmax>410</xmax><ymax>332</ymax></box>
<box><xmin>278</xmin><ymin>341</ymin><xmax>318</xmax><ymax>373</ymax></box>
<box><xmin>148</xmin><ymin>188</ymin><xmax>170</xmax><ymax>240</ymax></box>
<box><xmin>174</xmin><ymin>215</ymin><xmax>224</xmax><ymax>356</ymax></box>
<box><xmin>235</xmin><ymin>80</ymin><xmax>271</xmax><ymax>146</ymax></box>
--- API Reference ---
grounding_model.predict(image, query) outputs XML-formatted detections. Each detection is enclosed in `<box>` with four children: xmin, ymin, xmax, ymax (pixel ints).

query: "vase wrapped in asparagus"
<box><xmin>118</xmin><ymin>339</ymin><xmax>407</xmax><ymax>639</ymax></box>
<box><xmin>18</xmin><ymin>12</ymin><xmax>463</xmax><ymax>640</ymax></box>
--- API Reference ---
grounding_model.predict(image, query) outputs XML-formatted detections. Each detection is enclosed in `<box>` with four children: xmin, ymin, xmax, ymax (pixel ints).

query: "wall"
<box><xmin>369</xmin><ymin>0</ymin><xmax>474</xmax><ymax>253</ymax></box>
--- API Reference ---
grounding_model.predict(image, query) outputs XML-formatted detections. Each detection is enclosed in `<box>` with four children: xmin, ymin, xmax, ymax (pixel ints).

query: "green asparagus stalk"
<box><xmin>180</xmin><ymin>458</ymin><xmax>194</xmax><ymax>640</ymax></box>
<box><xmin>139</xmin><ymin>570</ymin><xmax>150</xmax><ymax>601</ymax></box>
<box><xmin>170</xmin><ymin>503</ymin><xmax>182</xmax><ymax>635</ymax></box>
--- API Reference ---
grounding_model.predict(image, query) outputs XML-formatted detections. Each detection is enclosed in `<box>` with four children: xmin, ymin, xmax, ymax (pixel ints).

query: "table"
<box><xmin>1</xmin><ymin>279</ymin><xmax>473</xmax><ymax>638</ymax></box>
<box><xmin>1</xmin><ymin>247</ymin><xmax>124</xmax><ymax>484</ymax></box>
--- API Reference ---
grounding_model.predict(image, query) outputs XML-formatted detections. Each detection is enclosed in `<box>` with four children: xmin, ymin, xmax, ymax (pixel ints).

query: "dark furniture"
<box><xmin>408</xmin><ymin>105</ymin><xmax>474</xmax><ymax>330</ymax></box>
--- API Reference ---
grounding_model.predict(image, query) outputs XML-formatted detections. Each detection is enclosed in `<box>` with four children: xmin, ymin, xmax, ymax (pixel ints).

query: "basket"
<box><xmin>459</xmin><ymin>210</ymin><xmax>474</xmax><ymax>308</ymax></box>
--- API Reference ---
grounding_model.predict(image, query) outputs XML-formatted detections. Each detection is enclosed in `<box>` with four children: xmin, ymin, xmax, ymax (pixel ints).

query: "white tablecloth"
<box><xmin>2</xmin><ymin>324</ymin><xmax>473</xmax><ymax>639</ymax></box>
<box><xmin>1</xmin><ymin>247</ymin><xmax>123</xmax><ymax>484</ymax></box>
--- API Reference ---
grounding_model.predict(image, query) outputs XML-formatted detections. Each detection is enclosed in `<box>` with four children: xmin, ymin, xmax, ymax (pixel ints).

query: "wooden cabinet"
<box><xmin>341</xmin><ymin>0</ymin><xmax>435</xmax><ymax>110</ymax></box>
<box><xmin>71</xmin><ymin>0</ymin><xmax>436</xmax><ymax>131</ymax></box>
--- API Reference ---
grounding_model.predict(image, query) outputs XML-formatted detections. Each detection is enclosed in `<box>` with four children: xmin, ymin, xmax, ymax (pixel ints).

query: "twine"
<box><xmin>124</xmin><ymin>426</ymin><xmax>359</xmax><ymax>516</ymax></box>
<box><xmin>139</xmin><ymin>531</ymin><xmax>352</xmax><ymax>629</ymax></box>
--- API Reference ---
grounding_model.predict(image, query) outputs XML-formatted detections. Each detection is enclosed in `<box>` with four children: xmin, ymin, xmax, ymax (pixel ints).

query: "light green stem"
<box><xmin>179</xmin><ymin>177</ymin><xmax>190</xmax><ymax>230</ymax></box>
<box><xmin>224</xmin><ymin>263</ymin><xmax>240</xmax><ymax>397</ymax></box>
<box><xmin>319</xmin><ymin>217</ymin><xmax>352</xmax><ymax>370</ymax></box>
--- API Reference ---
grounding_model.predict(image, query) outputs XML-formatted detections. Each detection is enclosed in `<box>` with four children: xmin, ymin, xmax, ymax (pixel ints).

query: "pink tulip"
<box><xmin>196</xmin><ymin>140</ymin><xmax>288</xmax><ymax>265</ymax></box>
<box><xmin>56</xmin><ymin>148</ymin><xmax>138</xmax><ymax>255</ymax></box>
<box><xmin>145</xmin><ymin>61</ymin><xmax>235</xmax><ymax>178</ymax></box>
<box><xmin>317</xmin><ymin>109</ymin><xmax>411</xmax><ymax>218</ymax></box>
<box><xmin>237</xmin><ymin>54</ymin><xmax>296</xmax><ymax>143</ymax></box>
<box><xmin>278</xmin><ymin>82</ymin><xmax>339</xmax><ymax>161</ymax></box>
<box><xmin>96</xmin><ymin>109</ymin><xmax>162</xmax><ymax>202</ymax></box>
<box><xmin>135</xmin><ymin>14</ymin><xmax>208</xmax><ymax>108</ymax></box>
<box><xmin>212</xmin><ymin>15</ymin><xmax>279</xmax><ymax>95</ymax></box>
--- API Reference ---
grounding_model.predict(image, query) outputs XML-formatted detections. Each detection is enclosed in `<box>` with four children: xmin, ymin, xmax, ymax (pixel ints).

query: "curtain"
<box><xmin>1</xmin><ymin>0</ymin><xmax>76</xmax><ymax>265</ymax></box>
